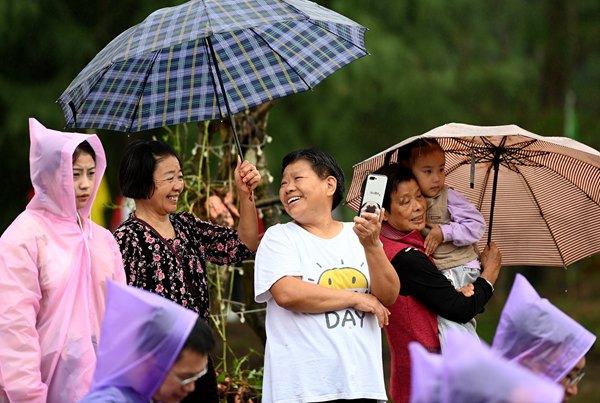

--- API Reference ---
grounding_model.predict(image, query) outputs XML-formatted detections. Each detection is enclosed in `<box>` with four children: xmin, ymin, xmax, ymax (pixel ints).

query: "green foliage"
<box><xmin>164</xmin><ymin>121</ymin><xmax>265</xmax><ymax>403</ymax></box>
<box><xmin>1</xmin><ymin>0</ymin><xmax>599</xmax><ymax>399</ymax></box>
<box><xmin>3</xmin><ymin>0</ymin><xmax>600</xmax><ymax>232</ymax></box>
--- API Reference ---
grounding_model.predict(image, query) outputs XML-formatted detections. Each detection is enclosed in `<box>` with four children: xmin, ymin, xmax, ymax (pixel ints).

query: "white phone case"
<box><xmin>358</xmin><ymin>174</ymin><xmax>388</xmax><ymax>216</ymax></box>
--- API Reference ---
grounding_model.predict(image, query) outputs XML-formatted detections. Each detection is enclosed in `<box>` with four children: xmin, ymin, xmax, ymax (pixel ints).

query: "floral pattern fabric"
<box><xmin>114</xmin><ymin>211</ymin><xmax>253</xmax><ymax>320</ymax></box>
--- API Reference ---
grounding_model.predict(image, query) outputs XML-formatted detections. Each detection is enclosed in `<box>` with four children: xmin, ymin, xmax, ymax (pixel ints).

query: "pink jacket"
<box><xmin>0</xmin><ymin>118</ymin><xmax>125</xmax><ymax>402</ymax></box>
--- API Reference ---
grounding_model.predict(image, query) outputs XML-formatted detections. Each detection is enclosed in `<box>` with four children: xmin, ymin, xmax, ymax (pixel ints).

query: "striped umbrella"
<box><xmin>57</xmin><ymin>0</ymin><xmax>367</xmax><ymax>157</ymax></box>
<box><xmin>346</xmin><ymin>123</ymin><xmax>600</xmax><ymax>267</ymax></box>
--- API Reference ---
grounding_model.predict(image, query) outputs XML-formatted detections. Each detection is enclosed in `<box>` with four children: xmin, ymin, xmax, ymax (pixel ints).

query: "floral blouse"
<box><xmin>114</xmin><ymin>211</ymin><xmax>253</xmax><ymax>321</ymax></box>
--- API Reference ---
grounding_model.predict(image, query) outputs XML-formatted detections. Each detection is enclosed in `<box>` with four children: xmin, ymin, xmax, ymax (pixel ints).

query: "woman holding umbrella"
<box><xmin>377</xmin><ymin>164</ymin><xmax>502</xmax><ymax>403</ymax></box>
<box><xmin>113</xmin><ymin>139</ymin><xmax>261</xmax><ymax>403</ymax></box>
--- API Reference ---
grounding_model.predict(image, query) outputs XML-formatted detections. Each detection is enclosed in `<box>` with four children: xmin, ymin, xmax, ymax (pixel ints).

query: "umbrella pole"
<box><xmin>487</xmin><ymin>147</ymin><xmax>502</xmax><ymax>245</ymax></box>
<box><xmin>205</xmin><ymin>37</ymin><xmax>245</xmax><ymax>160</ymax></box>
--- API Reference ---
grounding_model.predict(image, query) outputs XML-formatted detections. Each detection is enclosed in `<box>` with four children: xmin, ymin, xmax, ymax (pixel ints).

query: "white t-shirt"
<box><xmin>255</xmin><ymin>222</ymin><xmax>387</xmax><ymax>403</ymax></box>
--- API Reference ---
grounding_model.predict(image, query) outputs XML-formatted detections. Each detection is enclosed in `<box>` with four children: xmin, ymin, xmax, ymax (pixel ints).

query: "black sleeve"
<box><xmin>392</xmin><ymin>249</ymin><xmax>493</xmax><ymax>323</ymax></box>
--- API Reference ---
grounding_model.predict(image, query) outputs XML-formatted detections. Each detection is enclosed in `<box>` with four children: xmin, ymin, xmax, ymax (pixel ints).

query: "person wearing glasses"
<box><xmin>492</xmin><ymin>274</ymin><xmax>596</xmax><ymax>402</ymax></box>
<box><xmin>80</xmin><ymin>281</ymin><xmax>215</xmax><ymax>403</ymax></box>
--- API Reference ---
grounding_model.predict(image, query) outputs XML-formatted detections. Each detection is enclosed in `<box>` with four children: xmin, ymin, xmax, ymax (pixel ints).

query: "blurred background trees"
<box><xmin>2</xmin><ymin>0</ymin><xmax>600</xmax><ymax>229</ymax></box>
<box><xmin>1</xmin><ymin>0</ymin><xmax>599</xmax><ymax>399</ymax></box>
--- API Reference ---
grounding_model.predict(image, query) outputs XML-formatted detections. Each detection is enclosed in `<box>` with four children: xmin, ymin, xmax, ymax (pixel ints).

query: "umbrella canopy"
<box><xmin>346</xmin><ymin>123</ymin><xmax>600</xmax><ymax>267</ymax></box>
<box><xmin>57</xmin><ymin>0</ymin><xmax>367</xmax><ymax>156</ymax></box>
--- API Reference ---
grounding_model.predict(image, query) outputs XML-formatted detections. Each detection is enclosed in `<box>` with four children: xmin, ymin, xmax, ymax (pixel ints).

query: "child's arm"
<box><xmin>442</xmin><ymin>188</ymin><xmax>486</xmax><ymax>246</ymax></box>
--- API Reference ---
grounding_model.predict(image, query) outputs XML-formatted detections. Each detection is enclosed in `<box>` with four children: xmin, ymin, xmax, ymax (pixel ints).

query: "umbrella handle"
<box><xmin>487</xmin><ymin>146</ymin><xmax>502</xmax><ymax>245</ymax></box>
<box><xmin>470</xmin><ymin>148</ymin><xmax>475</xmax><ymax>189</ymax></box>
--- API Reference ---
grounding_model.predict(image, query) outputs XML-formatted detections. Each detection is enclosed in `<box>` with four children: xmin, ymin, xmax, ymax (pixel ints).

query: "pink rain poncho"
<box><xmin>492</xmin><ymin>274</ymin><xmax>596</xmax><ymax>382</ymax></box>
<box><xmin>0</xmin><ymin>118</ymin><xmax>125</xmax><ymax>402</ymax></box>
<box><xmin>409</xmin><ymin>330</ymin><xmax>564</xmax><ymax>403</ymax></box>
<box><xmin>81</xmin><ymin>280</ymin><xmax>199</xmax><ymax>402</ymax></box>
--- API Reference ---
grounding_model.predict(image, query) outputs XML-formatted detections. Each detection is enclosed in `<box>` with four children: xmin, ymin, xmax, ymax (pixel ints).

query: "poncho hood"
<box><xmin>408</xmin><ymin>342</ymin><xmax>443</xmax><ymax>403</ymax></box>
<box><xmin>409</xmin><ymin>330</ymin><xmax>564</xmax><ymax>403</ymax></box>
<box><xmin>492</xmin><ymin>274</ymin><xmax>596</xmax><ymax>382</ymax></box>
<box><xmin>27</xmin><ymin>117</ymin><xmax>105</xmax><ymax>221</ymax></box>
<box><xmin>89</xmin><ymin>281</ymin><xmax>199</xmax><ymax>399</ymax></box>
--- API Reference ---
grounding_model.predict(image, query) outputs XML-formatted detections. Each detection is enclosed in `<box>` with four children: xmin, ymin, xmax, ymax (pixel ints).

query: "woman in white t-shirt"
<box><xmin>255</xmin><ymin>148</ymin><xmax>400</xmax><ymax>403</ymax></box>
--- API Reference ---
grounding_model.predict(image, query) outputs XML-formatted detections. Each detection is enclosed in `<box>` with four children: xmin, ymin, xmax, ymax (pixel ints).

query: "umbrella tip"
<box><xmin>68</xmin><ymin>101</ymin><xmax>77</xmax><ymax>125</ymax></box>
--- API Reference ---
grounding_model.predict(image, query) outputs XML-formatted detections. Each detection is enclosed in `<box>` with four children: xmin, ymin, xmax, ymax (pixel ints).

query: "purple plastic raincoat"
<box><xmin>408</xmin><ymin>342</ymin><xmax>443</xmax><ymax>403</ymax></box>
<box><xmin>409</xmin><ymin>330</ymin><xmax>564</xmax><ymax>403</ymax></box>
<box><xmin>81</xmin><ymin>281</ymin><xmax>199</xmax><ymax>402</ymax></box>
<box><xmin>492</xmin><ymin>274</ymin><xmax>596</xmax><ymax>382</ymax></box>
<box><xmin>0</xmin><ymin>118</ymin><xmax>125</xmax><ymax>402</ymax></box>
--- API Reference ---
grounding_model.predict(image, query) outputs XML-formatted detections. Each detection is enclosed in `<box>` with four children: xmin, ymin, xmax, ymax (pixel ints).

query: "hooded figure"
<box><xmin>409</xmin><ymin>330</ymin><xmax>564</xmax><ymax>403</ymax></box>
<box><xmin>408</xmin><ymin>342</ymin><xmax>443</xmax><ymax>403</ymax></box>
<box><xmin>81</xmin><ymin>281</ymin><xmax>201</xmax><ymax>402</ymax></box>
<box><xmin>0</xmin><ymin>118</ymin><xmax>125</xmax><ymax>402</ymax></box>
<box><xmin>491</xmin><ymin>274</ymin><xmax>596</xmax><ymax>382</ymax></box>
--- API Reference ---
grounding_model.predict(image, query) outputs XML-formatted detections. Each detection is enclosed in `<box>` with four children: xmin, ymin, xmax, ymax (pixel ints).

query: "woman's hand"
<box><xmin>235</xmin><ymin>158</ymin><xmax>261</xmax><ymax>200</ymax></box>
<box><xmin>352</xmin><ymin>292</ymin><xmax>391</xmax><ymax>328</ymax></box>
<box><xmin>480</xmin><ymin>241</ymin><xmax>502</xmax><ymax>286</ymax></box>
<box><xmin>352</xmin><ymin>209</ymin><xmax>384</xmax><ymax>250</ymax></box>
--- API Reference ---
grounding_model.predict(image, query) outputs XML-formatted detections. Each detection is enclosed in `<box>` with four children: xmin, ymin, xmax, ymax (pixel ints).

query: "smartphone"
<box><xmin>358</xmin><ymin>174</ymin><xmax>388</xmax><ymax>216</ymax></box>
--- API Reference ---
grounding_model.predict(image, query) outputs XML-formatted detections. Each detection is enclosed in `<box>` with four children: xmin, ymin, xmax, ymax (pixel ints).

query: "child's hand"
<box><xmin>456</xmin><ymin>283</ymin><xmax>474</xmax><ymax>297</ymax></box>
<box><xmin>424</xmin><ymin>223</ymin><xmax>443</xmax><ymax>255</ymax></box>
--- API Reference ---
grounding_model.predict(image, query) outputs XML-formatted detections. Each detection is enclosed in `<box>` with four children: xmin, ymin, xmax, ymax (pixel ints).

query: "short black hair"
<box><xmin>73</xmin><ymin>140</ymin><xmax>96</xmax><ymax>163</ymax></box>
<box><xmin>178</xmin><ymin>318</ymin><xmax>215</xmax><ymax>360</ymax></box>
<box><xmin>373</xmin><ymin>164</ymin><xmax>418</xmax><ymax>211</ymax></box>
<box><xmin>281</xmin><ymin>148</ymin><xmax>345</xmax><ymax>210</ymax></box>
<box><xmin>119</xmin><ymin>140</ymin><xmax>182</xmax><ymax>199</ymax></box>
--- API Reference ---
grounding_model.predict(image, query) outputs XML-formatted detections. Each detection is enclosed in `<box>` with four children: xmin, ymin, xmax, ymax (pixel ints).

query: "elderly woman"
<box><xmin>492</xmin><ymin>274</ymin><xmax>596</xmax><ymax>402</ymax></box>
<box><xmin>113</xmin><ymin>139</ymin><xmax>260</xmax><ymax>403</ymax></box>
<box><xmin>254</xmin><ymin>148</ymin><xmax>400</xmax><ymax>403</ymax></box>
<box><xmin>377</xmin><ymin>164</ymin><xmax>502</xmax><ymax>403</ymax></box>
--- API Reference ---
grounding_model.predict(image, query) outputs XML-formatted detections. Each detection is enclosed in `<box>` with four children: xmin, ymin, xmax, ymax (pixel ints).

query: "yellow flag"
<box><xmin>91</xmin><ymin>177</ymin><xmax>111</xmax><ymax>228</ymax></box>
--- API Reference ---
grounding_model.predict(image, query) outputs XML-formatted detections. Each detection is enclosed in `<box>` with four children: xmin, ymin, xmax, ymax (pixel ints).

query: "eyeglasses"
<box><xmin>171</xmin><ymin>367</ymin><xmax>208</xmax><ymax>386</ymax></box>
<box><xmin>565</xmin><ymin>369</ymin><xmax>585</xmax><ymax>387</ymax></box>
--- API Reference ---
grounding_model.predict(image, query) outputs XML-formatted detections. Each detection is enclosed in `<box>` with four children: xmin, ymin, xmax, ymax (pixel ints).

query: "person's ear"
<box><xmin>383</xmin><ymin>207</ymin><xmax>390</xmax><ymax>222</ymax></box>
<box><xmin>325</xmin><ymin>176</ymin><xmax>337</xmax><ymax>198</ymax></box>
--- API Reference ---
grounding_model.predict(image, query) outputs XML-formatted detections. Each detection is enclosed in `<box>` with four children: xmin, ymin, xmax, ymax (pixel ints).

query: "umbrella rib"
<box><xmin>204</xmin><ymin>36</ymin><xmax>244</xmax><ymax>158</ymax></box>
<box><xmin>514</xmin><ymin>153</ymin><xmax>600</xmax><ymax>209</ymax></box>
<box><xmin>63</xmin><ymin>65</ymin><xmax>111</xmax><ymax>128</ymax></box>
<box><xmin>475</xmin><ymin>162</ymin><xmax>494</xmax><ymax>212</ymax></box>
<box><xmin>252</xmin><ymin>24</ymin><xmax>327</xmax><ymax>81</ymax></box>
<box><xmin>109</xmin><ymin>57</ymin><xmax>154</xmax><ymax>131</ymax></box>
<box><xmin>304</xmin><ymin>18</ymin><xmax>368</xmax><ymax>54</ymax></box>
<box><xmin>229</xmin><ymin>33</ymin><xmax>274</xmax><ymax>99</ymax></box>
<box><xmin>130</xmin><ymin>51</ymin><xmax>161</xmax><ymax>132</ymax></box>
<box><xmin>202</xmin><ymin>38</ymin><xmax>225</xmax><ymax>118</ymax></box>
<box><xmin>249</xmin><ymin>27</ymin><xmax>310</xmax><ymax>91</ymax></box>
<box><xmin>513</xmin><ymin>165</ymin><xmax>569</xmax><ymax>267</ymax></box>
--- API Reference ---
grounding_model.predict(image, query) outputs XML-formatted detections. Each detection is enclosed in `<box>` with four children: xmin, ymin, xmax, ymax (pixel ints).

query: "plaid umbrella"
<box><xmin>346</xmin><ymin>123</ymin><xmax>600</xmax><ymax>267</ymax></box>
<box><xmin>57</xmin><ymin>0</ymin><xmax>367</xmax><ymax>157</ymax></box>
